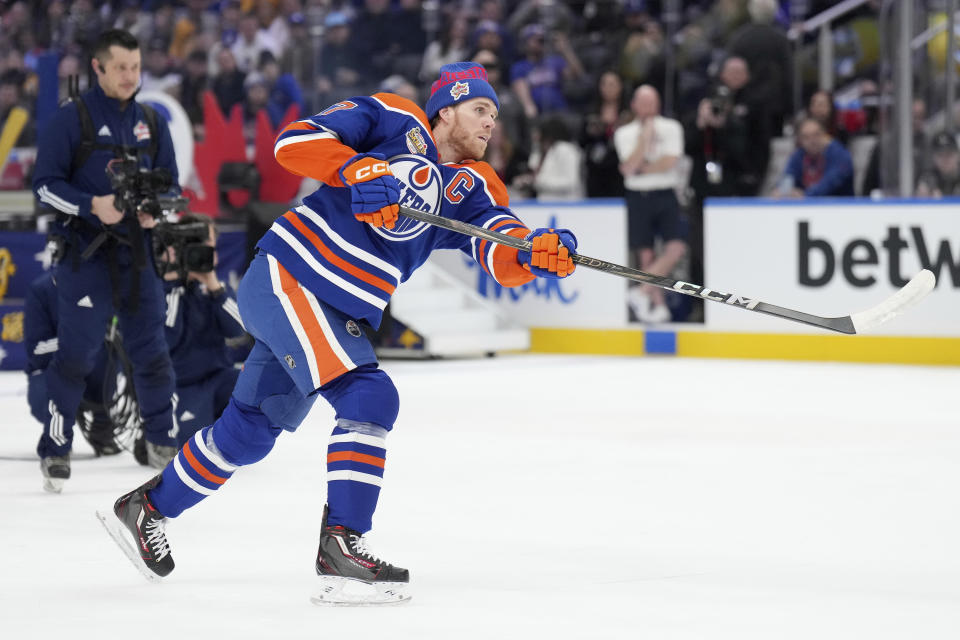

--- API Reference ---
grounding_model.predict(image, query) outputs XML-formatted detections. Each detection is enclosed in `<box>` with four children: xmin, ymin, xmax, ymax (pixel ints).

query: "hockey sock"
<box><xmin>326</xmin><ymin>420</ymin><xmax>388</xmax><ymax>533</ymax></box>
<box><xmin>148</xmin><ymin>425</ymin><xmax>237</xmax><ymax>517</ymax></box>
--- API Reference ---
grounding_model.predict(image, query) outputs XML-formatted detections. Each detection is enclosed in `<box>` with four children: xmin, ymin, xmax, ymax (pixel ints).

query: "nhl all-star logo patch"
<box><xmin>284</xmin><ymin>354</ymin><xmax>296</xmax><ymax>369</ymax></box>
<box><xmin>449</xmin><ymin>81</ymin><xmax>470</xmax><ymax>101</ymax></box>
<box><xmin>345</xmin><ymin>320</ymin><xmax>363</xmax><ymax>338</ymax></box>
<box><xmin>133</xmin><ymin>120</ymin><xmax>151</xmax><ymax>142</ymax></box>
<box><xmin>405</xmin><ymin>126</ymin><xmax>428</xmax><ymax>155</ymax></box>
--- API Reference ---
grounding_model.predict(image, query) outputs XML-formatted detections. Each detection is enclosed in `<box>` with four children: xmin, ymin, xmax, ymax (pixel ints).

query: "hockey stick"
<box><xmin>397</xmin><ymin>205</ymin><xmax>935</xmax><ymax>335</ymax></box>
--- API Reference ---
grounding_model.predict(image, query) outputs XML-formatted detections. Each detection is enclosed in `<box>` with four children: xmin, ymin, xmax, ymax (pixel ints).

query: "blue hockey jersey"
<box><xmin>261</xmin><ymin>93</ymin><xmax>535</xmax><ymax>327</ymax></box>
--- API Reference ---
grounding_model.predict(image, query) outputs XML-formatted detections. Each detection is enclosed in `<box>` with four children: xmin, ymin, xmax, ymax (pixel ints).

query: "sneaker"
<box><xmin>627</xmin><ymin>286</ymin><xmax>651</xmax><ymax>322</ymax></box>
<box><xmin>645</xmin><ymin>302</ymin><xmax>672</xmax><ymax>324</ymax></box>
<box><xmin>40</xmin><ymin>455</ymin><xmax>70</xmax><ymax>493</ymax></box>
<box><xmin>102</xmin><ymin>475</ymin><xmax>174</xmax><ymax>579</ymax></box>
<box><xmin>146</xmin><ymin>441</ymin><xmax>177</xmax><ymax>469</ymax></box>
<box><xmin>312</xmin><ymin>505</ymin><xmax>409</xmax><ymax>605</ymax></box>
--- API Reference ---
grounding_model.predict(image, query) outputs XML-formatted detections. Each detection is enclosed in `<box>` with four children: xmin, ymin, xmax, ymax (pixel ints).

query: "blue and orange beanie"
<box><xmin>425</xmin><ymin>62</ymin><xmax>500</xmax><ymax>120</ymax></box>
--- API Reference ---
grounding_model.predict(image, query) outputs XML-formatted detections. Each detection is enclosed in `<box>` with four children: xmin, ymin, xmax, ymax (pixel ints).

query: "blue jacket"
<box><xmin>784</xmin><ymin>139</ymin><xmax>854</xmax><ymax>197</ymax></box>
<box><xmin>163</xmin><ymin>279</ymin><xmax>248</xmax><ymax>387</ymax></box>
<box><xmin>32</xmin><ymin>84</ymin><xmax>178</xmax><ymax>248</ymax></box>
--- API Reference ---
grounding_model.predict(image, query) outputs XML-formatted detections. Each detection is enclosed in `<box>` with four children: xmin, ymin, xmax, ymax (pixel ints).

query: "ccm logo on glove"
<box><xmin>339</xmin><ymin>154</ymin><xmax>401</xmax><ymax>229</ymax></box>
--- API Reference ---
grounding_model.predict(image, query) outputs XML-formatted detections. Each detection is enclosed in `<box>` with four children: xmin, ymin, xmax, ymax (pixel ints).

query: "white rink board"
<box><xmin>704</xmin><ymin>199</ymin><xmax>960</xmax><ymax>336</ymax></box>
<box><xmin>427</xmin><ymin>202</ymin><xmax>628</xmax><ymax>328</ymax></box>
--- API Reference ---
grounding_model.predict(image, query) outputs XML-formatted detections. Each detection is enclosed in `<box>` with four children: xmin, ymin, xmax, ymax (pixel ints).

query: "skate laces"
<box><xmin>144</xmin><ymin>518</ymin><xmax>171</xmax><ymax>561</ymax></box>
<box><xmin>350</xmin><ymin>534</ymin><xmax>382</xmax><ymax>564</ymax></box>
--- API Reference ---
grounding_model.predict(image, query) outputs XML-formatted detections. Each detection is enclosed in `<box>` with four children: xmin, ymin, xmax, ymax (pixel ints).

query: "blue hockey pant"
<box><xmin>148</xmin><ymin>252</ymin><xmax>399</xmax><ymax>533</ymax></box>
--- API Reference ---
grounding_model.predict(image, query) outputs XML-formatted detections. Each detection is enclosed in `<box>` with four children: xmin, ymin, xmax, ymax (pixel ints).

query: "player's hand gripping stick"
<box><xmin>339</xmin><ymin>153</ymin><xmax>401</xmax><ymax>229</ymax></box>
<box><xmin>518</xmin><ymin>228</ymin><xmax>578</xmax><ymax>278</ymax></box>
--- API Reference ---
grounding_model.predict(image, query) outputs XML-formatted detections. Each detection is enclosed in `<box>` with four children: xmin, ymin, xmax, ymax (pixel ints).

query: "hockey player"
<box><xmin>103</xmin><ymin>62</ymin><xmax>577</xmax><ymax>604</ymax></box>
<box><xmin>32</xmin><ymin>29</ymin><xmax>181</xmax><ymax>487</ymax></box>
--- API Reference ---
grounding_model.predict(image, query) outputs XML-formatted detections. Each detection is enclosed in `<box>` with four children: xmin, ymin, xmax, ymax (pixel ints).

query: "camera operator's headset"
<box><xmin>60</xmin><ymin>76</ymin><xmax>161</xmax><ymax>313</ymax></box>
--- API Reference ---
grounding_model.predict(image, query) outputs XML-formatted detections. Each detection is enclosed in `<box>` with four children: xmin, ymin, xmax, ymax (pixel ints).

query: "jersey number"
<box><xmin>444</xmin><ymin>170</ymin><xmax>476</xmax><ymax>204</ymax></box>
<box><xmin>318</xmin><ymin>101</ymin><xmax>358</xmax><ymax>116</ymax></box>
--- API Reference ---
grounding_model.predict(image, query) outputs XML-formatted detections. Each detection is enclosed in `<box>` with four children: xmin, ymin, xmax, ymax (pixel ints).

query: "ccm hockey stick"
<box><xmin>397</xmin><ymin>205</ymin><xmax>935</xmax><ymax>335</ymax></box>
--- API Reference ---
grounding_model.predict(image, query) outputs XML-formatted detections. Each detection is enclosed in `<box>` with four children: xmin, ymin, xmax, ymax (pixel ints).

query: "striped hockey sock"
<box><xmin>326</xmin><ymin>421</ymin><xmax>388</xmax><ymax>533</ymax></box>
<box><xmin>148</xmin><ymin>426</ymin><xmax>237</xmax><ymax>517</ymax></box>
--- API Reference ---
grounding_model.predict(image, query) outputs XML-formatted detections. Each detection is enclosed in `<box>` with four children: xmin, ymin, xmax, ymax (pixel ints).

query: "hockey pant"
<box><xmin>37</xmin><ymin>256</ymin><xmax>176</xmax><ymax>458</ymax></box>
<box><xmin>171</xmin><ymin>366</ymin><xmax>240</xmax><ymax>447</ymax></box>
<box><xmin>148</xmin><ymin>252</ymin><xmax>399</xmax><ymax>533</ymax></box>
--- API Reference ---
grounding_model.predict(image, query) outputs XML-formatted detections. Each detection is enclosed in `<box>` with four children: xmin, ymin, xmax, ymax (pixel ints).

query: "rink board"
<box><xmin>434</xmin><ymin>199</ymin><xmax>960</xmax><ymax>365</ymax></box>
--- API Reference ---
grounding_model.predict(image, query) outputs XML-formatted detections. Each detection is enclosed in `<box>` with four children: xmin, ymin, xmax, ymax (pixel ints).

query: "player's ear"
<box><xmin>438</xmin><ymin>105</ymin><xmax>454</xmax><ymax>123</ymax></box>
<box><xmin>91</xmin><ymin>57</ymin><xmax>103</xmax><ymax>76</ymax></box>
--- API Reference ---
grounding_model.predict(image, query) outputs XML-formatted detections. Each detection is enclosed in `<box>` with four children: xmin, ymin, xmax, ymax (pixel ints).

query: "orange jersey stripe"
<box><xmin>282</xmin><ymin>212</ymin><xmax>396</xmax><ymax>295</ymax></box>
<box><xmin>477</xmin><ymin>218</ymin><xmax>527</xmax><ymax>275</ymax></box>
<box><xmin>275</xmin><ymin>135</ymin><xmax>355</xmax><ymax>186</ymax></box>
<box><xmin>327</xmin><ymin>451</ymin><xmax>386</xmax><ymax>468</ymax></box>
<box><xmin>182</xmin><ymin>440</ymin><xmax>228</xmax><ymax>485</ymax></box>
<box><xmin>275</xmin><ymin>264</ymin><xmax>350</xmax><ymax>385</ymax></box>
<box><xmin>492</xmin><ymin>227</ymin><xmax>535</xmax><ymax>287</ymax></box>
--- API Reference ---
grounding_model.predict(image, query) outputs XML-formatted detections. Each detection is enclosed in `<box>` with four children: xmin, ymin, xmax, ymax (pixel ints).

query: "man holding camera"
<box><xmin>154</xmin><ymin>214</ymin><xmax>249</xmax><ymax>450</ymax></box>
<box><xmin>32</xmin><ymin>29</ymin><xmax>180</xmax><ymax>490</ymax></box>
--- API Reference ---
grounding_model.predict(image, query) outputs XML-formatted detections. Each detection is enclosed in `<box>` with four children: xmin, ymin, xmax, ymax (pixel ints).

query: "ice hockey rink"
<box><xmin>1</xmin><ymin>354</ymin><xmax>958</xmax><ymax>640</ymax></box>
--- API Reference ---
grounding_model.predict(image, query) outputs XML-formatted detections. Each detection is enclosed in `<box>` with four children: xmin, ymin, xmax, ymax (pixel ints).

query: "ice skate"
<box><xmin>96</xmin><ymin>475</ymin><xmax>174</xmax><ymax>582</ymax></box>
<box><xmin>40</xmin><ymin>455</ymin><xmax>70</xmax><ymax>493</ymax></box>
<box><xmin>311</xmin><ymin>506</ymin><xmax>410</xmax><ymax>606</ymax></box>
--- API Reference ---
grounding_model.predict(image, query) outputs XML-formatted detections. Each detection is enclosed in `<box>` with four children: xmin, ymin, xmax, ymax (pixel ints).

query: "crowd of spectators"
<box><xmin>1</xmin><ymin>0</ymin><xmax>958</xmax><ymax>321</ymax></box>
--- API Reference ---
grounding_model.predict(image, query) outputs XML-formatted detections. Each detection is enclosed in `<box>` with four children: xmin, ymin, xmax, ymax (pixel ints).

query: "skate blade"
<box><xmin>95</xmin><ymin>509</ymin><xmax>162</xmax><ymax>584</ymax></box>
<box><xmin>310</xmin><ymin>576</ymin><xmax>410</xmax><ymax>607</ymax></box>
<box><xmin>42</xmin><ymin>477</ymin><xmax>64</xmax><ymax>493</ymax></box>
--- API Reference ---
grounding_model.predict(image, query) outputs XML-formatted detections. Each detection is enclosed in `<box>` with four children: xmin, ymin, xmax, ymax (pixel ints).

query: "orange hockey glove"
<box><xmin>338</xmin><ymin>153</ymin><xmax>400</xmax><ymax>229</ymax></box>
<box><xmin>517</xmin><ymin>228</ymin><xmax>578</xmax><ymax>278</ymax></box>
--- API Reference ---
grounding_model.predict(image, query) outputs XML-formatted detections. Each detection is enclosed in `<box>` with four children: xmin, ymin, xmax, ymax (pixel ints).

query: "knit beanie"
<box><xmin>425</xmin><ymin>62</ymin><xmax>500</xmax><ymax>120</ymax></box>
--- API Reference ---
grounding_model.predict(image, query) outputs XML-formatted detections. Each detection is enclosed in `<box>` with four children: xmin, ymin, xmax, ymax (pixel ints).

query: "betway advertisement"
<box><xmin>704</xmin><ymin>199</ymin><xmax>960</xmax><ymax>336</ymax></box>
<box><xmin>427</xmin><ymin>202</ymin><xmax>628</xmax><ymax>327</ymax></box>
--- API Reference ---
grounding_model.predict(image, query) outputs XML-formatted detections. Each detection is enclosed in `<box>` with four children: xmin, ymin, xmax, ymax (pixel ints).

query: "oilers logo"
<box><xmin>375</xmin><ymin>155</ymin><xmax>442</xmax><ymax>241</ymax></box>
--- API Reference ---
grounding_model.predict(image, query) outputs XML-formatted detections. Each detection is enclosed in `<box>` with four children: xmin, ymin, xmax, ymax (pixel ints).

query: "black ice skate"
<box><xmin>40</xmin><ymin>455</ymin><xmax>70</xmax><ymax>493</ymax></box>
<box><xmin>95</xmin><ymin>475</ymin><xmax>174</xmax><ymax>582</ymax></box>
<box><xmin>312</xmin><ymin>505</ymin><xmax>410</xmax><ymax>606</ymax></box>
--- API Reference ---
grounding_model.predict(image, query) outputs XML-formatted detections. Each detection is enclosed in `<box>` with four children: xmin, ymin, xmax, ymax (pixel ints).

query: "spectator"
<box><xmin>258</xmin><ymin>51</ymin><xmax>306</xmax><ymax>128</ymax></box>
<box><xmin>805</xmin><ymin>89</ymin><xmax>849</xmax><ymax>147</ymax></box>
<box><xmin>281</xmin><ymin>11</ymin><xmax>316</xmax><ymax>111</ymax></box>
<box><xmin>507</xmin><ymin>0</ymin><xmax>576</xmax><ymax>36</ymax></box>
<box><xmin>727</xmin><ymin>0</ymin><xmax>792</xmax><ymax>134</ymax></box>
<box><xmin>916</xmin><ymin>132</ymin><xmax>960</xmax><ymax>198</ymax></box>
<box><xmin>862</xmin><ymin>97</ymin><xmax>929</xmax><ymax>196</ymax></box>
<box><xmin>242</xmin><ymin>72</ymin><xmax>270</xmax><ymax>141</ymax></box>
<box><xmin>170</xmin><ymin>0</ymin><xmax>220</xmax><ymax>61</ymax></box>
<box><xmin>778</xmin><ymin>117</ymin><xmax>854</xmax><ymax>197</ymax></box>
<box><xmin>315</xmin><ymin>12</ymin><xmax>362</xmax><ymax>105</ymax></box>
<box><xmin>350</xmin><ymin>0</ymin><xmax>402</xmax><ymax>87</ymax></box>
<box><xmin>113</xmin><ymin>0</ymin><xmax>153</xmax><ymax>43</ymax></box>
<box><xmin>420</xmin><ymin>16</ymin><xmax>471</xmax><ymax>83</ymax></box>
<box><xmin>618</xmin><ymin>4</ymin><xmax>666</xmax><ymax>93</ymax></box>
<box><xmin>212</xmin><ymin>48</ymin><xmax>247</xmax><ymax>115</ymax></box>
<box><xmin>515</xmin><ymin>116</ymin><xmax>584</xmax><ymax>200</ymax></box>
<box><xmin>37</xmin><ymin>0</ymin><xmax>71</xmax><ymax>52</ymax></box>
<box><xmin>471</xmin><ymin>19</ymin><xmax>514</xmax><ymax>69</ymax></box>
<box><xmin>392</xmin><ymin>0</ymin><xmax>428</xmax><ymax>79</ymax></box>
<box><xmin>510</xmin><ymin>23</ymin><xmax>584</xmax><ymax>120</ymax></box>
<box><xmin>581</xmin><ymin>70</ymin><xmax>630</xmax><ymax>198</ymax></box>
<box><xmin>614</xmin><ymin>85</ymin><xmax>685</xmax><ymax>324</ymax></box>
<box><xmin>140</xmin><ymin>38</ymin><xmax>182</xmax><ymax>97</ymax></box>
<box><xmin>231</xmin><ymin>12</ymin><xmax>280</xmax><ymax>73</ymax></box>
<box><xmin>179</xmin><ymin>50</ymin><xmax>209</xmax><ymax>126</ymax></box>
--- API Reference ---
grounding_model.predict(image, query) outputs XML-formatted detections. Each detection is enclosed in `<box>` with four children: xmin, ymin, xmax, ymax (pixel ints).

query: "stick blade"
<box><xmin>850</xmin><ymin>269</ymin><xmax>936</xmax><ymax>334</ymax></box>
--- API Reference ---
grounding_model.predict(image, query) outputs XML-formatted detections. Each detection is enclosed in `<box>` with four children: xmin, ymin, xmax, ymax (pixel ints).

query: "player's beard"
<box><xmin>448</xmin><ymin>111</ymin><xmax>488</xmax><ymax>162</ymax></box>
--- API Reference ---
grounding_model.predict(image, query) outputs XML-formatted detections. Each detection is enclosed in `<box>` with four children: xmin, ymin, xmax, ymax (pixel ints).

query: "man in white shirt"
<box><xmin>614</xmin><ymin>84</ymin><xmax>686</xmax><ymax>323</ymax></box>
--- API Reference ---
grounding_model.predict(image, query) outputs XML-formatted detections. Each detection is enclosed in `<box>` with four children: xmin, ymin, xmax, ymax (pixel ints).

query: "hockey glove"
<box><xmin>339</xmin><ymin>153</ymin><xmax>401</xmax><ymax>229</ymax></box>
<box><xmin>517</xmin><ymin>228</ymin><xmax>578</xmax><ymax>278</ymax></box>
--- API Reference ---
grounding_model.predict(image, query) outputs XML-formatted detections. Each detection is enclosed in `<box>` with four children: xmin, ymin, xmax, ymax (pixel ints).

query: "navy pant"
<box><xmin>37</xmin><ymin>251</ymin><xmax>176</xmax><ymax>458</ymax></box>
<box><xmin>172</xmin><ymin>366</ymin><xmax>240</xmax><ymax>447</ymax></box>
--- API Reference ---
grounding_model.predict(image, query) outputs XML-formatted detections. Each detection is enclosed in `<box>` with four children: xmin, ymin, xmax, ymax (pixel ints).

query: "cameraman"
<box><xmin>684</xmin><ymin>56</ymin><xmax>771</xmax><ymax>294</ymax></box>
<box><xmin>155</xmin><ymin>214</ymin><xmax>250</xmax><ymax>449</ymax></box>
<box><xmin>32</xmin><ymin>29</ymin><xmax>180</xmax><ymax>488</ymax></box>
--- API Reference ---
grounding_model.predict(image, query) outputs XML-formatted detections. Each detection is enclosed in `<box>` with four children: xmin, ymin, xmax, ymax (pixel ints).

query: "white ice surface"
<box><xmin>1</xmin><ymin>355</ymin><xmax>959</xmax><ymax>640</ymax></box>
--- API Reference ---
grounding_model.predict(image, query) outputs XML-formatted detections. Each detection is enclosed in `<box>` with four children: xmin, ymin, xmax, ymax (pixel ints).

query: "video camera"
<box><xmin>152</xmin><ymin>218</ymin><xmax>215</xmax><ymax>280</ymax></box>
<box><xmin>106</xmin><ymin>157</ymin><xmax>188</xmax><ymax>220</ymax></box>
<box><xmin>709</xmin><ymin>85</ymin><xmax>732</xmax><ymax>118</ymax></box>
